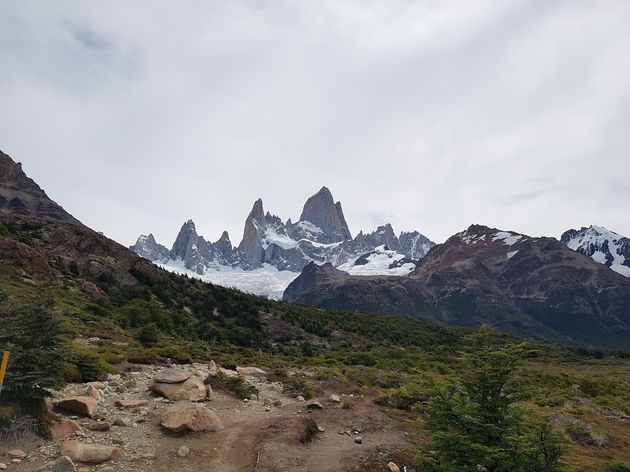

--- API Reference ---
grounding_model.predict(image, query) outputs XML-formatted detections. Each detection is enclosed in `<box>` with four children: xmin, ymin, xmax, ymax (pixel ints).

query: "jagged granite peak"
<box><xmin>561</xmin><ymin>225</ymin><xmax>630</xmax><ymax>277</ymax></box>
<box><xmin>170</xmin><ymin>219</ymin><xmax>200</xmax><ymax>261</ymax></box>
<box><xmin>238</xmin><ymin>199</ymin><xmax>267</xmax><ymax>267</ymax></box>
<box><xmin>399</xmin><ymin>230</ymin><xmax>435</xmax><ymax>260</ymax></box>
<box><xmin>298</xmin><ymin>186</ymin><xmax>351</xmax><ymax>243</ymax></box>
<box><xmin>130</xmin><ymin>234</ymin><xmax>169</xmax><ymax>263</ymax></box>
<box><xmin>0</xmin><ymin>149</ymin><xmax>83</xmax><ymax>226</ymax></box>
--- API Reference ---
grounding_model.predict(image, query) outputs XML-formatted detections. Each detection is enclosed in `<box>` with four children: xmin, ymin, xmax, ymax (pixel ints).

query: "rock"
<box><xmin>61</xmin><ymin>441</ymin><xmax>123</xmax><ymax>463</ymax></box>
<box><xmin>7</xmin><ymin>449</ymin><xmax>26</xmax><ymax>459</ymax></box>
<box><xmin>306</xmin><ymin>401</ymin><xmax>323</xmax><ymax>410</ymax></box>
<box><xmin>354</xmin><ymin>436</ymin><xmax>362</xmax><ymax>444</ymax></box>
<box><xmin>150</xmin><ymin>375</ymin><xmax>206</xmax><ymax>402</ymax></box>
<box><xmin>161</xmin><ymin>403</ymin><xmax>224</xmax><ymax>434</ymax></box>
<box><xmin>265</xmin><ymin>406</ymin><xmax>271</xmax><ymax>412</ymax></box>
<box><xmin>330</xmin><ymin>394</ymin><xmax>340</xmax><ymax>403</ymax></box>
<box><xmin>0</xmin><ymin>464</ymin><xmax>5</xmax><ymax>470</ymax></box>
<box><xmin>85</xmin><ymin>385</ymin><xmax>101</xmax><ymax>401</ymax></box>
<box><xmin>11</xmin><ymin>459</ymin><xmax>20</xmax><ymax>464</ymax></box>
<box><xmin>106</xmin><ymin>374</ymin><xmax>121</xmax><ymax>381</ymax></box>
<box><xmin>218</xmin><ymin>367</ymin><xmax>238</xmax><ymax>377</ymax></box>
<box><xmin>388</xmin><ymin>462</ymin><xmax>401</xmax><ymax>472</ymax></box>
<box><xmin>177</xmin><ymin>446</ymin><xmax>190</xmax><ymax>457</ymax></box>
<box><xmin>55</xmin><ymin>396</ymin><xmax>98</xmax><ymax>417</ymax></box>
<box><xmin>273</xmin><ymin>400</ymin><xmax>283</xmax><ymax>407</ymax></box>
<box><xmin>87</xmin><ymin>421</ymin><xmax>111</xmax><ymax>431</ymax></box>
<box><xmin>86</xmin><ymin>382</ymin><xmax>106</xmax><ymax>390</ymax></box>
<box><xmin>250</xmin><ymin>393</ymin><xmax>258</xmax><ymax>402</ymax></box>
<box><xmin>116</xmin><ymin>399</ymin><xmax>149</xmax><ymax>408</ymax></box>
<box><xmin>153</xmin><ymin>368</ymin><xmax>191</xmax><ymax>384</ymax></box>
<box><xmin>318</xmin><ymin>426</ymin><xmax>325</xmax><ymax>432</ymax></box>
<box><xmin>205</xmin><ymin>384</ymin><xmax>213</xmax><ymax>399</ymax></box>
<box><xmin>50</xmin><ymin>418</ymin><xmax>83</xmax><ymax>439</ymax></box>
<box><xmin>113</xmin><ymin>417</ymin><xmax>132</xmax><ymax>427</ymax></box>
<box><xmin>296</xmin><ymin>395</ymin><xmax>305</xmax><ymax>401</ymax></box>
<box><xmin>77</xmin><ymin>468</ymin><xmax>89</xmax><ymax>472</ymax></box>
<box><xmin>208</xmin><ymin>360</ymin><xmax>217</xmax><ymax>373</ymax></box>
<box><xmin>99</xmin><ymin>468</ymin><xmax>114</xmax><ymax>472</ymax></box>
<box><xmin>236</xmin><ymin>366</ymin><xmax>267</xmax><ymax>378</ymax></box>
<box><xmin>36</xmin><ymin>456</ymin><xmax>76</xmax><ymax>472</ymax></box>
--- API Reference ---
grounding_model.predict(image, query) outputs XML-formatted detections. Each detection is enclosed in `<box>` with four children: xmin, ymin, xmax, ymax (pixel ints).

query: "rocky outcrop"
<box><xmin>161</xmin><ymin>403</ymin><xmax>224</xmax><ymax>434</ymax></box>
<box><xmin>284</xmin><ymin>225</ymin><xmax>630</xmax><ymax>348</ymax></box>
<box><xmin>238</xmin><ymin>199</ymin><xmax>266</xmax><ymax>267</ymax></box>
<box><xmin>37</xmin><ymin>456</ymin><xmax>76</xmax><ymax>472</ymax></box>
<box><xmin>0</xmin><ymin>150</ymin><xmax>83</xmax><ymax>226</ymax></box>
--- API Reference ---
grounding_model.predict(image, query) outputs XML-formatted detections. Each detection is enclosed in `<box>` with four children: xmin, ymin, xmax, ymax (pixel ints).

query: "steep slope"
<box><xmin>561</xmin><ymin>225</ymin><xmax>630</xmax><ymax>277</ymax></box>
<box><xmin>0</xmin><ymin>150</ymin><xmax>82</xmax><ymax>226</ymax></box>
<box><xmin>284</xmin><ymin>225</ymin><xmax>630</xmax><ymax>347</ymax></box>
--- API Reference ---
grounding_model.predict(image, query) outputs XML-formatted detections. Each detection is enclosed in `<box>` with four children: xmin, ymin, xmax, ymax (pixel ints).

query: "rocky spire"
<box><xmin>238</xmin><ymin>199</ymin><xmax>266</xmax><ymax>267</ymax></box>
<box><xmin>299</xmin><ymin>186</ymin><xmax>352</xmax><ymax>243</ymax></box>
<box><xmin>170</xmin><ymin>219</ymin><xmax>199</xmax><ymax>261</ymax></box>
<box><xmin>214</xmin><ymin>230</ymin><xmax>233</xmax><ymax>257</ymax></box>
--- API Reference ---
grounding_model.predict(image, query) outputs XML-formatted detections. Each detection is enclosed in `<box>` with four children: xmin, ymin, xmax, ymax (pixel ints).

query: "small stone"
<box><xmin>0</xmin><ymin>464</ymin><xmax>6</xmax><ymax>470</ymax></box>
<box><xmin>354</xmin><ymin>436</ymin><xmax>363</xmax><ymax>444</ymax></box>
<box><xmin>36</xmin><ymin>456</ymin><xmax>76</xmax><ymax>472</ymax></box>
<box><xmin>85</xmin><ymin>385</ymin><xmax>101</xmax><ymax>401</ymax></box>
<box><xmin>306</xmin><ymin>401</ymin><xmax>323</xmax><ymax>410</ymax></box>
<box><xmin>113</xmin><ymin>417</ymin><xmax>132</xmax><ymax>427</ymax></box>
<box><xmin>296</xmin><ymin>395</ymin><xmax>305</xmax><ymax>401</ymax></box>
<box><xmin>107</xmin><ymin>374</ymin><xmax>121</xmax><ymax>381</ymax></box>
<box><xmin>265</xmin><ymin>406</ymin><xmax>271</xmax><ymax>412</ymax></box>
<box><xmin>318</xmin><ymin>426</ymin><xmax>325</xmax><ymax>432</ymax></box>
<box><xmin>250</xmin><ymin>393</ymin><xmax>258</xmax><ymax>402</ymax></box>
<box><xmin>7</xmin><ymin>449</ymin><xmax>26</xmax><ymax>459</ymax></box>
<box><xmin>11</xmin><ymin>459</ymin><xmax>21</xmax><ymax>464</ymax></box>
<box><xmin>116</xmin><ymin>399</ymin><xmax>149</xmax><ymax>408</ymax></box>
<box><xmin>88</xmin><ymin>421</ymin><xmax>111</xmax><ymax>431</ymax></box>
<box><xmin>153</xmin><ymin>368</ymin><xmax>191</xmax><ymax>384</ymax></box>
<box><xmin>61</xmin><ymin>441</ymin><xmax>123</xmax><ymax>463</ymax></box>
<box><xmin>161</xmin><ymin>403</ymin><xmax>223</xmax><ymax>434</ymax></box>
<box><xmin>388</xmin><ymin>462</ymin><xmax>401</xmax><ymax>472</ymax></box>
<box><xmin>329</xmin><ymin>394</ymin><xmax>340</xmax><ymax>403</ymax></box>
<box><xmin>177</xmin><ymin>446</ymin><xmax>190</xmax><ymax>457</ymax></box>
<box><xmin>50</xmin><ymin>418</ymin><xmax>83</xmax><ymax>439</ymax></box>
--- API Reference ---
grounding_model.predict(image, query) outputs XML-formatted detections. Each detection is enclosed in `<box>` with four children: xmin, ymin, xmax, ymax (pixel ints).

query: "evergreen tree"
<box><xmin>419</xmin><ymin>325</ymin><xmax>565</xmax><ymax>472</ymax></box>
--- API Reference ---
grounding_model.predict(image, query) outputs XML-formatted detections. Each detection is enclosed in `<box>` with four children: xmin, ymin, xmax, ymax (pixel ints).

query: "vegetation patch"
<box><xmin>283</xmin><ymin>376</ymin><xmax>315</xmax><ymax>400</ymax></box>
<box><xmin>207</xmin><ymin>371</ymin><xmax>259</xmax><ymax>399</ymax></box>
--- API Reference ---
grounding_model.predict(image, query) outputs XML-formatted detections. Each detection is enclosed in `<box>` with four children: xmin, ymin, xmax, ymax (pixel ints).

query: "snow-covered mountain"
<box><xmin>131</xmin><ymin>186</ymin><xmax>435</xmax><ymax>298</ymax></box>
<box><xmin>561</xmin><ymin>225</ymin><xmax>630</xmax><ymax>277</ymax></box>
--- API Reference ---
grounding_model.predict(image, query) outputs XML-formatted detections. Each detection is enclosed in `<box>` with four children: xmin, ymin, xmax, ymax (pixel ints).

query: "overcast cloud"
<box><xmin>1</xmin><ymin>0</ymin><xmax>629</xmax><ymax>247</ymax></box>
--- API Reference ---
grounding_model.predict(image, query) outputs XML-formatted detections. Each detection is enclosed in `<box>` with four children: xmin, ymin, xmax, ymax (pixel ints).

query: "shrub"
<box><xmin>208</xmin><ymin>371</ymin><xmax>259</xmax><ymax>399</ymax></box>
<box><xmin>608</xmin><ymin>461</ymin><xmax>630</xmax><ymax>472</ymax></box>
<box><xmin>283</xmin><ymin>377</ymin><xmax>315</xmax><ymax>400</ymax></box>
<box><xmin>341</xmin><ymin>397</ymin><xmax>353</xmax><ymax>409</ymax></box>
<box><xmin>137</xmin><ymin>323</ymin><xmax>161</xmax><ymax>346</ymax></box>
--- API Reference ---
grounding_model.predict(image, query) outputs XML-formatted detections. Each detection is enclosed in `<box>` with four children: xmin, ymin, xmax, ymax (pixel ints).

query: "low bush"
<box><xmin>283</xmin><ymin>377</ymin><xmax>315</xmax><ymax>400</ymax></box>
<box><xmin>208</xmin><ymin>371</ymin><xmax>259</xmax><ymax>399</ymax></box>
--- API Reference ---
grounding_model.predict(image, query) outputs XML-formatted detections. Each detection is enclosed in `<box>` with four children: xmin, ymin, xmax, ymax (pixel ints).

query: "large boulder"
<box><xmin>161</xmin><ymin>403</ymin><xmax>223</xmax><ymax>434</ymax></box>
<box><xmin>149</xmin><ymin>375</ymin><xmax>206</xmax><ymax>401</ymax></box>
<box><xmin>37</xmin><ymin>456</ymin><xmax>76</xmax><ymax>472</ymax></box>
<box><xmin>50</xmin><ymin>419</ymin><xmax>82</xmax><ymax>439</ymax></box>
<box><xmin>60</xmin><ymin>441</ymin><xmax>123</xmax><ymax>463</ymax></box>
<box><xmin>153</xmin><ymin>368</ymin><xmax>191</xmax><ymax>384</ymax></box>
<box><xmin>236</xmin><ymin>366</ymin><xmax>267</xmax><ymax>378</ymax></box>
<box><xmin>55</xmin><ymin>396</ymin><xmax>98</xmax><ymax>417</ymax></box>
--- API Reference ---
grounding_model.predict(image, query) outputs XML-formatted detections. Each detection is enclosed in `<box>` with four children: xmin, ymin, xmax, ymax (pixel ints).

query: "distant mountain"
<box><xmin>284</xmin><ymin>224</ymin><xmax>630</xmax><ymax>347</ymax></box>
<box><xmin>131</xmin><ymin>186</ymin><xmax>435</xmax><ymax>298</ymax></box>
<box><xmin>561</xmin><ymin>225</ymin><xmax>630</xmax><ymax>277</ymax></box>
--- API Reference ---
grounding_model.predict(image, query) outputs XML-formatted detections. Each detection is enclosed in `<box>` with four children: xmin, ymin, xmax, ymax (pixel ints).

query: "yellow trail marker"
<box><xmin>0</xmin><ymin>351</ymin><xmax>8</xmax><ymax>396</ymax></box>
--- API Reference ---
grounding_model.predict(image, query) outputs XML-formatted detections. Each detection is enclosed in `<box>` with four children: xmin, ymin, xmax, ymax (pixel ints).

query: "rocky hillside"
<box><xmin>284</xmin><ymin>224</ymin><xmax>630</xmax><ymax>347</ymax></box>
<box><xmin>562</xmin><ymin>225</ymin><xmax>630</xmax><ymax>277</ymax></box>
<box><xmin>131</xmin><ymin>186</ymin><xmax>435</xmax><ymax>297</ymax></box>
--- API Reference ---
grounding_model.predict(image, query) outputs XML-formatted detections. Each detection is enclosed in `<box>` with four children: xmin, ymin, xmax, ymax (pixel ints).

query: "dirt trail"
<box><xmin>3</xmin><ymin>364</ymin><xmax>417</xmax><ymax>472</ymax></box>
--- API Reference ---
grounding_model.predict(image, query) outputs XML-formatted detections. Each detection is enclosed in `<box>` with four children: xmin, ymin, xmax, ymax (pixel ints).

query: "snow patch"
<box><xmin>492</xmin><ymin>231</ymin><xmax>522</xmax><ymax>246</ymax></box>
<box><xmin>337</xmin><ymin>245</ymin><xmax>416</xmax><ymax>276</ymax></box>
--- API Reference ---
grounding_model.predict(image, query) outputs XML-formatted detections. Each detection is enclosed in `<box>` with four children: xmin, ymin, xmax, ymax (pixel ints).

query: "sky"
<box><xmin>1</xmin><ymin>0</ymin><xmax>629</xmax><ymax>248</ymax></box>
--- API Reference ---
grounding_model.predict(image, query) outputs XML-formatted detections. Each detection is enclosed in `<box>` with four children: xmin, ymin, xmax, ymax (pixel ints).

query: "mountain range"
<box><xmin>284</xmin><ymin>224</ymin><xmax>630</xmax><ymax>347</ymax></box>
<box><xmin>2</xmin><ymin>147</ymin><xmax>630</xmax><ymax>347</ymax></box>
<box><xmin>130</xmin><ymin>187</ymin><xmax>435</xmax><ymax>298</ymax></box>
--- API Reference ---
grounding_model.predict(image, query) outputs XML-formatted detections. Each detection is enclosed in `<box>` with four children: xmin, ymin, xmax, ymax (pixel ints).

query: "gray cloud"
<box><xmin>1</xmin><ymin>0</ymin><xmax>629</xmax><ymax>247</ymax></box>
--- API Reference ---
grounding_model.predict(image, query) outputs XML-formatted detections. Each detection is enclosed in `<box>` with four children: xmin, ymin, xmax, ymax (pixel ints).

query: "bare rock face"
<box><xmin>50</xmin><ymin>419</ymin><xmax>82</xmax><ymax>439</ymax></box>
<box><xmin>298</xmin><ymin>186</ymin><xmax>351</xmax><ymax>243</ymax></box>
<box><xmin>55</xmin><ymin>396</ymin><xmax>98</xmax><ymax>418</ymax></box>
<box><xmin>161</xmin><ymin>403</ymin><xmax>223</xmax><ymax>434</ymax></box>
<box><xmin>149</xmin><ymin>375</ymin><xmax>206</xmax><ymax>401</ymax></box>
<box><xmin>129</xmin><ymin>234</ymin><xmax>169</xmax><ymax>263</ymax></box>
<box><xmin>37</xmin><ymin>456</ymin><xmax>76</xmax><ymax>472</ymax></box>
<box><xmin>84</xmin><ymin>385</ymin><xmax>101</xmax><ymax>401</ymax></box>
<box><xmin>238</xmin><ymin>198</ymin><xmax>266</xmax><ymax>267</ymax></box>
<box><xmin>153</xmin><ymin>368</ymin><xmax>191</xmax><ymax>384</ymax></box>
<box><xmin>60</xmin><ymin>441</ymin><xmax>123</xmax><ymax>463</ymax></box>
